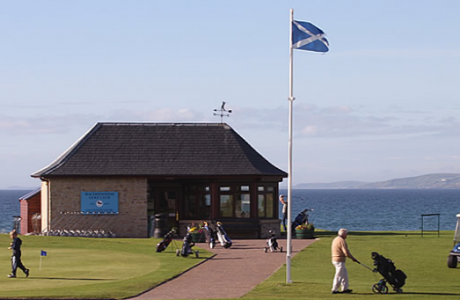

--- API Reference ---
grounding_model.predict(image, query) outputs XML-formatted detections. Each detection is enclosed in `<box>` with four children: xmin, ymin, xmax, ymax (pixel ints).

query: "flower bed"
<box><xmin>295</xmin><ymin>223</ymin><xmax>315</xmax><ymax>239</ymax></box>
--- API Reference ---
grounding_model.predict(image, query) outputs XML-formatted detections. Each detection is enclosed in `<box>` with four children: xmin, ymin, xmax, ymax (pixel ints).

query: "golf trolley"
<box><xmin>202</xmin><ymin>221</ymin><xmax>232</xmax><ymax>249</ymax></box>
<box><xmin>371</xmin><ymin>252</ymin><xmax>406</xmax><ymax>294</ymax></box>
<box><xmin>447</xmin><ymin>213</ymin><xmax>460</xmax><ymax>268</ymax></box>
<box><xmin>264</xmin><ymin>230</ymin><xmax>283</xmax><ymax>253</ymax></box>
<box><xmin>176</xmin><ymin>232</ymin><xmax>199</xmax><ymax>258</ymax></box>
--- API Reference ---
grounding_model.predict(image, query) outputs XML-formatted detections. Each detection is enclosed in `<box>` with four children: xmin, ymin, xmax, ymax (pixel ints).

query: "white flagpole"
<box><xmin>286</xmin><ymin>8</ymin><xmax>295</xmax><ymax>284</ymax></box>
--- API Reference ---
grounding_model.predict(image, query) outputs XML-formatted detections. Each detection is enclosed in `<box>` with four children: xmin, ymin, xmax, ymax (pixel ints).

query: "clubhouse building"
<box><xmin>29</xmin><ymin>122</ymin><xmax>287</xmax><ymax>238</ymax></box>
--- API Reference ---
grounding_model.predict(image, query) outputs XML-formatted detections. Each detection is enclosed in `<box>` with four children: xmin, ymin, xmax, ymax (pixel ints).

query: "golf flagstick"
<box><xmin>39</xmin><ymin>250</ymin><xmax>47</xmax><ymax>270</ymax></box>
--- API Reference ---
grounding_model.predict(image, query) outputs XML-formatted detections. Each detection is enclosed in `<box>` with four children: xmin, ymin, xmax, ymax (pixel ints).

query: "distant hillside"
<box><xmin>294</xmin><ymin>173</ymin><xmax>460</xmax><ymax>189</ymax></box>
<box><xmin>295</xmin><ymin>181</ymin><xmax>369</xmax><ymax>189</ymax></box>
<box><xmin>3</xmin><ymin>186</ymin><xmax>38</xmax><ymax>191</ymax></box>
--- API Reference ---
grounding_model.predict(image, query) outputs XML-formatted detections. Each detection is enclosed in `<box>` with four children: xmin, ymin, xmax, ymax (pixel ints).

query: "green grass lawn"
<box><xmin>244</xmin><ymin>230</ymin><xmax>460</xmax><ymax>300</ymax></box>
<box><xmin>0</xmin><ymin>235</ymin><xmax>212</xmax><ymax>299</ymax></box>
<box><xmin>1</xmin><ymin>231</ymin><xmax>460</xmax><ymax>299</ymax></box>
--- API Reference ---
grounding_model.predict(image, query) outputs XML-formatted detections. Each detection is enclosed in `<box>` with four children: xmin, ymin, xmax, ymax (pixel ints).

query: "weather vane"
<box><xmin>213</xmin><ymin>101</ymin><xmax>232</xmax><ymax>123</ymax></box>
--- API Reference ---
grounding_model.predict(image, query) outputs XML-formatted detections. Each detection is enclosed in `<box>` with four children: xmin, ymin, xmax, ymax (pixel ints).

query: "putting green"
<box><xmin>0</xmin><ymin>235</ymin><xmax>209</xmax><ymax>299</ymax></box>
<box><xmin>1</xmin><ymin>248</ymin><xmax>158</xmax><ymax>291</ymax></box>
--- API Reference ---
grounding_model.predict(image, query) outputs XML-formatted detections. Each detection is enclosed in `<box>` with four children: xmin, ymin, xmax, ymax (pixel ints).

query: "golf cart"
<box><xmin>447</xmin><ymin>213</ymin><xmax>460</xmax><ymax>268</ymax></box>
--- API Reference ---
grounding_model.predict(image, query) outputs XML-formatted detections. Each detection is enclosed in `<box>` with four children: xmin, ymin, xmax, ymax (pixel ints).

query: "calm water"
<box><xmin>280</xmin><ymin>189</ymin><xmax>460</xmax><ymax>231</ymax></box>
<box><xmin>0</xmin><ymin>190</ymin><xmax>32</xmax><ymax>234</ymax></box>
<box><xmin>1</xmin><ymin>189</ymin><xmax>459</xmax><ymax>233</ymax></box>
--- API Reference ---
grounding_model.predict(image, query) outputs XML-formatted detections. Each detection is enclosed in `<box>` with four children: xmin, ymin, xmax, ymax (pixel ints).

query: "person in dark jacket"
<box><xmin>7</xmin><ymin>230</ymin><xmax>29</xmax><ymax>278</ymax></box>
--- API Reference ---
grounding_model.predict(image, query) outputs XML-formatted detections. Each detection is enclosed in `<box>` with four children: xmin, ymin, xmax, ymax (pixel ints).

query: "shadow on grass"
<box><xmin>404</xmin><ymin>292</ymin><xmax>460</xmax><ymax>296</ymax></box>
<box><xmin>352</xmin><ymin>292</ymin><xmax>460</xmax><ymax>296</ymax></box>
<box><xmin>349</xmin><ymin>231</ymin><xmax>421</xmax><ymax>236</ymax></box>
<box><xmin>314</xmin><ymin>231</ymin><xmax>422</xmax><ymax>237</ymax></box>
<box><xmin>31</xmin><ymin>277</ymin><xmax>110</xmax><ymax>281</ymax></box>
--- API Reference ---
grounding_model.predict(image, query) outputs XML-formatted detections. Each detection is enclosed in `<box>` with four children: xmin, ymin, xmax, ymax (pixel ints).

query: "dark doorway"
<box><xmin>148</xmin><ymin>183</ymin><xmax>181</xmax><ymax>231</ymax></box>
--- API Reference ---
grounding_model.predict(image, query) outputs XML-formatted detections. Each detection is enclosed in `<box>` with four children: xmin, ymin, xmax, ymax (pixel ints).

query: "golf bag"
<box><xmin>216</xmin><ymin>222</ymin><xmax>232</xmax><ymax>249</ymax></box>
<box><xmin>176</xmin><ymin>233</ymin><xmax>199</xmax><ymax>258</ymax></box>
<box><xmin>156</xmin><ymin>228</ymin><xmax>176</xmax><ymax>252</ymax></box>
<box><xmin>291</xmin><ymin>208</ymin><xmax>312</xmax><ymax>231</ymax></box>
<box><xmin>203</xmin><ymin>222</ymin><xmax>217</xmax><ymax>249</ymax></box>
<box><xmin>371</xmin><ymin>252</ymin><xmax>406</xmax><ymax>293</ymax></box>
<box><xmin>264</xmin><ymin>230</ymin><xmax>283</xmax><ymax>252</ymax></box>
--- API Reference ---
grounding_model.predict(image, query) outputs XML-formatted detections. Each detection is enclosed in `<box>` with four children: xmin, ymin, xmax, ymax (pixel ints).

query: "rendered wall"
<box><xmin>47</xmin><ymin>177</ymin><xmax>148</xmax><ymax>238</ymax></box>
<box><xmin>41</xmin><ymin>181</ymin><xmax>49</xmax><ymax>233</ymax></box>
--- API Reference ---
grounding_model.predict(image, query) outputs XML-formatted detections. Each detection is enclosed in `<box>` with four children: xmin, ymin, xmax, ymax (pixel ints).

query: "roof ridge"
<box><xmin>19</xmin><ymin>187</ymin><xmax>41</xmax><ymax>200</ymax></box>
<box><xmin>99</xmin><ymin>122</ymin><xmax>229</xmax><ymax>127</ymax></box>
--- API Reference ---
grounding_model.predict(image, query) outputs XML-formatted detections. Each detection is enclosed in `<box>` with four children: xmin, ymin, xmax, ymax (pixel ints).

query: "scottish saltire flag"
<box><xmin>292</xmin><ymin>20</ymin><xmax>329</xmax><ymax>52</ymax></box>
<box><xmin>41</xmin><ymin>250</ymin><xmax>47</xmax><ymax>256</ymax></box>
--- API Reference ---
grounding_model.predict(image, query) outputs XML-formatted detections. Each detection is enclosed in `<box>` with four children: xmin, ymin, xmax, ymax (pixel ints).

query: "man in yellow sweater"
<box><xmin>331</xmin><ymin>228</ymin><xmax>358</xmax><ymax>294</ymax></box>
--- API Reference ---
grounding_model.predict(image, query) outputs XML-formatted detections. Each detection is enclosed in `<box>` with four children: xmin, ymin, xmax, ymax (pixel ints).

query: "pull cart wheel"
<box><xmin>372</xmin><ymin>283</ymin><xmax>388</xmax><ymax>294</ymax></box>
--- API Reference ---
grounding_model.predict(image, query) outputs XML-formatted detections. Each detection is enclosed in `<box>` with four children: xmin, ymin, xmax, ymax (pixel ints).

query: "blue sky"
<box><xmin>1</xmin><ymin>1</ymin><xmax>459</xmax><ymax>189</ymax></box>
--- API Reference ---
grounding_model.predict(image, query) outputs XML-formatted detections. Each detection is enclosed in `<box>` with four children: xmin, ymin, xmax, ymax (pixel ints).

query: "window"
<box><xmin>257</xmin><ymin>185</ymin><xmax>276</xmax><ymax>218</ymax></box>
<box><xmin>219</xmin><ymin>185</ymin><xmax>251</xmax><ymax>218</ymax></box>
<box><xmin>220</xmin><ymin>194</ymin><xmax>233</xmax><ymax>217</ymax></box>
<box><xmin>184</xmin><ymin>184</ymin><xmax>211</xmax><ymax>219</ymax></box>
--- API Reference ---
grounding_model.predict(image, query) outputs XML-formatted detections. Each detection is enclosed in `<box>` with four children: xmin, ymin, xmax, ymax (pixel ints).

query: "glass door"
<box><xmin>148</xmin><ymin>183</ymin><xmax>181</xmax><ymax>234</ymax></box>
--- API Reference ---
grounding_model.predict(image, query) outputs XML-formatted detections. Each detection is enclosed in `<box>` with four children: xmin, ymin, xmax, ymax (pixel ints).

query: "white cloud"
<box><xmin>1</xmin><ymin>103</ymin><xmax>459</xmax><ymax>143</ymax></box>
<box><xmin>107</xmin><ymin>108</ymin><xmax>205</xmax><ymax>122</ymax></box>
<box><xmin>0</xmin><ymin>113</ymin><xmax>99</xmax><ymax>135</ymax></box>
<box><xmin>301</xmin><ymin>126</ymin><xmax>318</xmax><ymax>136</ymax></box>
<box><xmin>333</xmin><ymin>49</ymin><xmax>460</xmax><ymax>59</ymax></box>
<box><xmin>0</xmin><ymin>108</ymin><xmax>208</xmax><ymax>136</ymax></box>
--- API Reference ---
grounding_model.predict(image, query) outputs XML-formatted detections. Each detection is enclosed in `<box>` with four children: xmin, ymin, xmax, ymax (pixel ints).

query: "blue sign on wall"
<box><xmin>81</xmin><ymin>192</ymin><xmax>119</xmax><ymax>214</ymax></box>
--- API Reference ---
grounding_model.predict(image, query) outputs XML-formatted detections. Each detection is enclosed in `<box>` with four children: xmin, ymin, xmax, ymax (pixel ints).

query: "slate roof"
<box><xmin>32</xmin><ymin>123</ymin><xmax>287</xmax><ymax>178</ymax></box>
<box><xmin>19</xmin><ymin>188</ymin><xmax>41</xmax><ymax>200</ymax></box>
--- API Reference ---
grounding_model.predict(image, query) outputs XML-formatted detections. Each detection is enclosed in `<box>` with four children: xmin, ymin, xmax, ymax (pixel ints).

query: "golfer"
<box><xmin>279</xmin><ymin>195</ymin><xmax>287</xmax><ymax>231</ymax></box>
<box><xmin>7</xmin><ymin>230</ymin><xmax>29</xmax><ymax>278</ymax></box>
<box><xmin>331</xmin><ymin>228</ymin><xmax>358</xmax><ymax>294</ymax></box>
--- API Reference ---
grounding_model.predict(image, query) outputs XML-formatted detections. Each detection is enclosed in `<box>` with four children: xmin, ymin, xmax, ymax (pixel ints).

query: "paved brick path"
<box><xmin>131</xmin><ymin>238</ymin><xmax>316</xmax><ymax>300</ymax></box>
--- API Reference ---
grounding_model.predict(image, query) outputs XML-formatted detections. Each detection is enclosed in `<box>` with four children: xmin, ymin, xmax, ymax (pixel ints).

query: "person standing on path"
<box><xmin>7</xmin><ymin>230</ymin><xmax>29</xmax><ymax>278</ymax></box>
<box><xmin>279</xmin><ymin>195</ymin><xmax>287</xmax><ymax>231</ymax></box>
<box><xmin>331</xmin><ymin>228</ymin><xmax>358</xmax><ymax>294</ymax></box>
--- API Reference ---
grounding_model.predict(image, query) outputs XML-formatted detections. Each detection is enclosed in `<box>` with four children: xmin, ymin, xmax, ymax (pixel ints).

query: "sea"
<box><xmin>0</xmin><ymin>190</ymin><xmax>32</xmax><ymax>234</ymax></box>
<box><xmin>280</xmin><ymin>189</ymin><xmax>460</xmax><ymax>232</ymax></box>
<box><xmin>1</xmin><ymin>189</ymin><xmax>459</xmax><ymax>233</ymax></box>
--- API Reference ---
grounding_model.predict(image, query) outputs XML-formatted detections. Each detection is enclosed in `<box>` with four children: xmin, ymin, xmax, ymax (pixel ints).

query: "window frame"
<box><xmin>218</xmin><ymin>184</ymin><xmax>251</xmax><ymax>219</ymax></box>
<box><xmin>257</xmin><ymin>184</ymin><xmax>277</xmax><ymax>219</ymax></box>
<box><xmin>183</xmin><ymin>183</ymin><xmax>211</xmax><ymax>220</ymax></box>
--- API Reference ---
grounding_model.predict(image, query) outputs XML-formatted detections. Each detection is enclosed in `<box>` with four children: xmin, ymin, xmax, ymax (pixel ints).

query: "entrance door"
<box><xmin>148</xmin><ymin>184</ymin><xmax>181</xmax><ymax>232</ymax></box>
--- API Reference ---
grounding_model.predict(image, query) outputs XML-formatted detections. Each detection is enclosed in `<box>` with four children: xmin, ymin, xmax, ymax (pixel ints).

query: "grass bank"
<box><xmin>0</xmin><ymin>235</ymin><xmax>211</xmax><ymax>299</ymax></box>
<box><xmin>1</xmin><ymin>231</ymin><xmax>459</xmax><ymax>299</ymax></box>
<box><xmin>244</xmin><ymin>230</ymin><xmax>460</xmax><ymax>300</ymax></box>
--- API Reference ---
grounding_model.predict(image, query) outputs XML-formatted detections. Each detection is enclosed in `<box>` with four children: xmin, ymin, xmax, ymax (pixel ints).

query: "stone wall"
<box><xmin>47</xmin><ymin>177</ymin><xmax>148</xmax><ymax>238</ymax></box>
<box><xmin>259</xmin><ymin>219</ymin><xmax>281</xmax><ymax>239</ymax></box>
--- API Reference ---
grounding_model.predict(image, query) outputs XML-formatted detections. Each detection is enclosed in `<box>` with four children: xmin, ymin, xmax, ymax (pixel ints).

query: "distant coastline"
<box><xmin>1</xmin><ymin>186</ymin><xmax>39</xmax><ymax>191</ymax></box>
<box><xmin>4</xmin><ymin>173</ymin><xmax>460</xmax><ymax>190</ymax></box>
<box><xmin>286</xmin><ymin>173</ymin><xmax>460</xmax><ymax>189</ymax></box>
